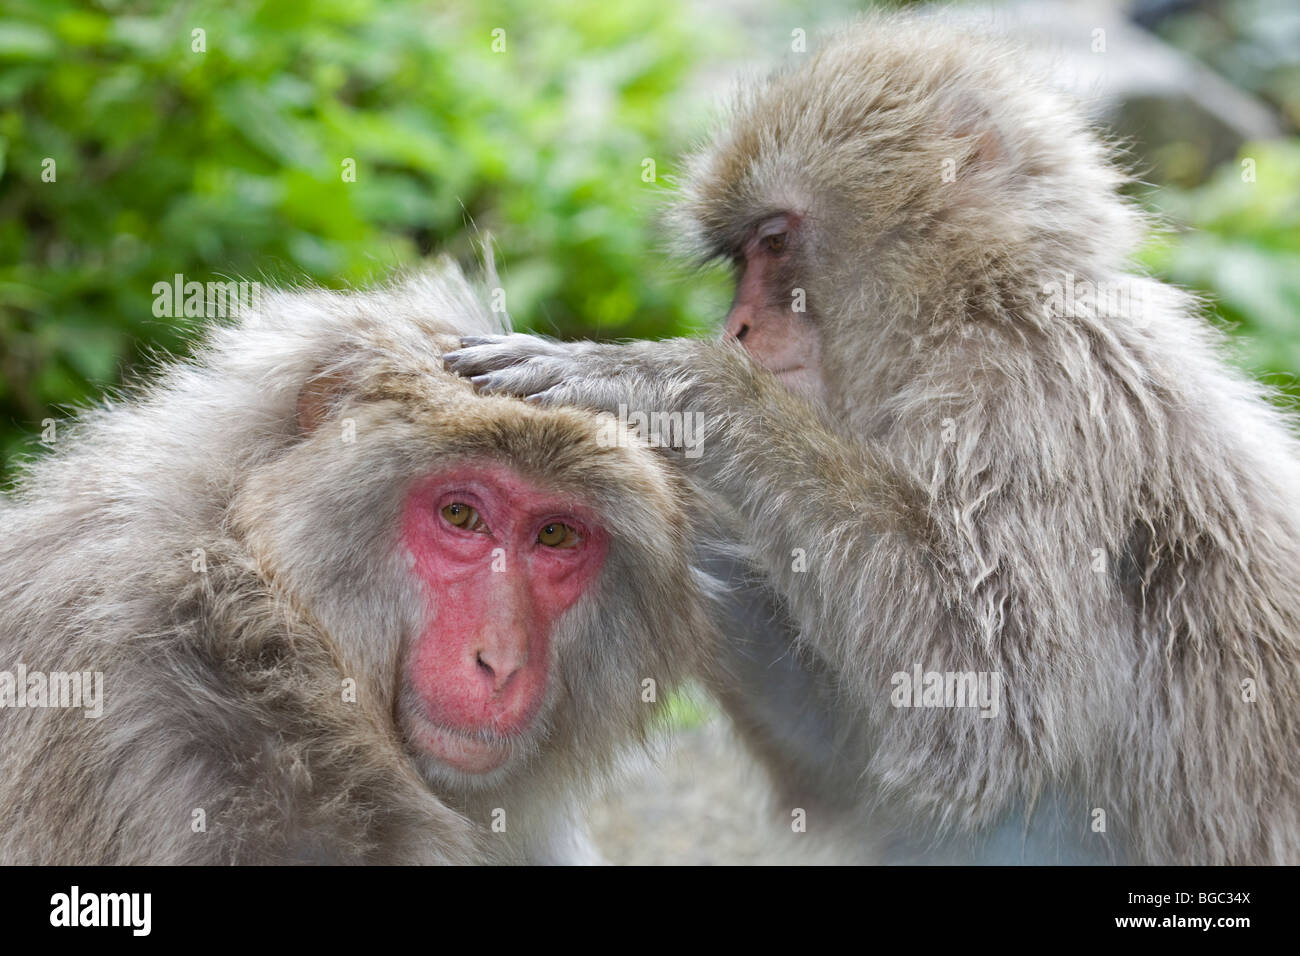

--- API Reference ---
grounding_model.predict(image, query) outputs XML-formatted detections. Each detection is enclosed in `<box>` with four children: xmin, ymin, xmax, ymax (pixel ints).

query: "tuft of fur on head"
<box><xmin>0</xmin><ymin>262</ymin><xmax>713</xmax><ymax>864</ymax></box>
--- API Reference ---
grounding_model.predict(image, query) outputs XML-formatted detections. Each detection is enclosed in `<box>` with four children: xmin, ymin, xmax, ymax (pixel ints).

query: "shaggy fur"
<box><xmin>0</xmin><ymin>264</ymin><xmax>713</xmax><ymax>864</ymax></box>
<box><xmin>446</xmin><ymin>15</ymin><xmax>1300</xmax><ymax>864</ymax></box>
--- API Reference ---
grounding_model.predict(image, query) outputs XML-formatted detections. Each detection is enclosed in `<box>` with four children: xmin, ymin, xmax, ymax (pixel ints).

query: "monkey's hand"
<box><xmin>443</xmin><ymin>334</ymin><xmax>679</xmax><ymax>417</ymax></box>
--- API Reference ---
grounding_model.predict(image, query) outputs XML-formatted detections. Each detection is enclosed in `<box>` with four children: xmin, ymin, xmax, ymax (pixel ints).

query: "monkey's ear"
<box><xmin>943</xmin><ymin>95</ymin><xmax>1009</xmax><ymax>173</ymax></box>
<box><xmin>296</xmin><ymin>369</ymin><xmax>352</xmax><ymax>435</ymax></box>
<box><xmin>959</xmin><ymin>124</ymin><xmax>1005</xmax><ymax>171</ymax></box>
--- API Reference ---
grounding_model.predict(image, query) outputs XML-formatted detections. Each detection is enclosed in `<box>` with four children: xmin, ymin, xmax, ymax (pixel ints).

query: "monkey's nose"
<box><xmin>723</xmin><ymin>308</ymin><xmax>752</xmax><ymax>342</ymax></box>
<box><xmin>475</xmin><ymin>648</ymin><xmax>524</xmax><ymax>693</ymax></box>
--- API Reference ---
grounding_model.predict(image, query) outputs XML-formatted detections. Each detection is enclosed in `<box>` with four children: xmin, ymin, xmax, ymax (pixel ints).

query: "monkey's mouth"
<box><xmin>419</xmin><ymin>719</ymin><xmax>517</xmax><ymax>774</ymax></box>
<box><xmin>770</xmin><ymin>365</ymin><xmax>817</xmax><ymax>392</ymax></box>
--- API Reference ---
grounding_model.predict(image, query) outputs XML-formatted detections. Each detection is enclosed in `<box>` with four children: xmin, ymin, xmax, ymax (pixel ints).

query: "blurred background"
<box><xmin>2</xmin><ymin>0</ymin><xmax>1298</xmax><ymax>863</ymax></box>
<box><xmin>1</xmin><ymin>0</ymin><xmax>1297</xmax><ymax>480</ymax></box>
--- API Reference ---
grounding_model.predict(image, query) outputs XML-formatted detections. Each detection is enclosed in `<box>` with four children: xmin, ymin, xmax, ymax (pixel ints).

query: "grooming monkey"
<box><xmin>0</xmin><ymin>265</ymin><xmax>713</xmax><ymax>864</ymax></box>
<box><xmin>447</xmin><ymin>16</ymin><xmax>1300</xmax><ymax>864</ymax></box>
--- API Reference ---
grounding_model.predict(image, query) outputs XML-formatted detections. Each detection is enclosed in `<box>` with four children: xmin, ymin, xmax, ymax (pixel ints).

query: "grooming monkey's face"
<box><xmin>398</xmin><ymin>463</ymin><xmax>607</xmax><ymax>776</ymax></box>
<box><xmin>723</xmin><ymin>212</ymin><xmax>826</xmax><ymax>403</ymax></box>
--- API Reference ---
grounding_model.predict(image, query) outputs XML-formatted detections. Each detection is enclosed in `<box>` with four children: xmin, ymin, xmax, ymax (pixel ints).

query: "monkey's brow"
<box><xmin>704</xmin><ymin>219</ymin><xmax>770</xmax><ymax>261</ymax></box>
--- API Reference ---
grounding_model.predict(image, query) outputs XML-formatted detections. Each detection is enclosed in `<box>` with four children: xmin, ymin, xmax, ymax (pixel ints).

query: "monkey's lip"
<box><xmin>768</xmin><ymin>365</ymin><xmax>807</xmax><ymax>380</ymax></box>
<box><xmin>420</xmin><ymin>720</ymin><xmax>514</xmax><ymax>774</ymax></box>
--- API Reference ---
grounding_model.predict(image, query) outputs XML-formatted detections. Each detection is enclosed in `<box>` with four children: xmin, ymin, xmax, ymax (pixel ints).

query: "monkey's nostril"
<box><xmin>475</xmin><ymin>648</ymin><xmax>524</xmax><ymax>693</ymax></box>
<box><xmin>734</xmin><ymin>322</ymin><xmax>750</xmax><ymax>342</ymax></box>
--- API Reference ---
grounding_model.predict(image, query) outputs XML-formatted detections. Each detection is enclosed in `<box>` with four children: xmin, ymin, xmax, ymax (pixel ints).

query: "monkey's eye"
<box><xmin>440</xmin><ymin>503</ymin><xmax>488</xmax><ymax>533</ymax></box>
<box><xmin>760</xmin><ymin>232</ymin><xmax>788</xmax><ymax>255</ymax></box>
<box><xmin>537</xmin><ymin>522</ymin><xmax>581</xmax><ymax>549</ymax></box>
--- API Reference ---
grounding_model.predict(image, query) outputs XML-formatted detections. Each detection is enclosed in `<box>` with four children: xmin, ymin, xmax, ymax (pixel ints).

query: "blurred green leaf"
<box><xmin>0</xmin><ymin>22</ymin><xmax>56</xmax><ymax>60</ymax></box>
<box><xmin>1141</xmin><ymin>139</ymin><xmax>1300</xmax><ymax>399</ymax></box>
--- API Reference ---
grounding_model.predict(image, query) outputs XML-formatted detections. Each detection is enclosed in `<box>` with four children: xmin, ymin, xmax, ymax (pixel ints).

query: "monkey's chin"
<box><xmin>419</xmin><ymin>721</ymin><xmax>515</xmax><ymax>775</ymax></box>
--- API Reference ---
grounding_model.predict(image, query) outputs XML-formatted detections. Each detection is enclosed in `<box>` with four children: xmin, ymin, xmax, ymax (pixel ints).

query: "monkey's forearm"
<box><xmin>676</xmin><ymin>342</ymin><xmax>964</xmax><ymax>649</ymax></box>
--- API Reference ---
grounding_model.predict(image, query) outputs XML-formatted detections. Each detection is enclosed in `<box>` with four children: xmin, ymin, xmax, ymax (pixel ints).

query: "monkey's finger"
<box><xmin>443</xmin><ymin>347</ymin><xmax>524</xmax><ymax>376</ymax></box>
<box><xmin>467</xmin><ymin>362</ymin><xmax>564</xmax><ymax>398</ymax></box>
<box><xmin>524</xmin><ymin>385</ymin><xmax>568</xmax><ymax>406</ymax></box>
<box><xmin>524</xmin><ymin>382</ymin><xmax>631</xmax><ymax>418</ymax></box>
<box><xmin>467</xmin><ymin>372</ymin><xmax>520</xmax><ymax>395</ymax></box>
<box><xmin>457</xmin><ymin>333</ymin><xmax>568</xmax><ymax>357</ymax></box>
<box><xmin>444</xmin><ymin>338</ymin><xmax>562</xmax><ymax>377</ymax></box>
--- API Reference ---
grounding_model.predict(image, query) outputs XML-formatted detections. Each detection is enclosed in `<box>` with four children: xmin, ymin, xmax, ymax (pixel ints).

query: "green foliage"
<box><xmin>0</xmin><ymin>0</ymin><xmax>733</xmax><ymax>478</ymax></box>
<box><xmin>1138</xmin><ymin>140</ymin><xmax>1300</xmax><ymax>401</ymax></box>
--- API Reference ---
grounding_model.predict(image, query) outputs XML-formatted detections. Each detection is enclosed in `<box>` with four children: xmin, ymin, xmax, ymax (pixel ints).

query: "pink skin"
<box><xmin>399</xmin><ymin>465</ymin><xmax>607</xmax><ymax>774</ymax></box>
<box><xmin>723</xmin><ymin>213</ymin><xmax>827</xmax><ymax>401</ymax></box>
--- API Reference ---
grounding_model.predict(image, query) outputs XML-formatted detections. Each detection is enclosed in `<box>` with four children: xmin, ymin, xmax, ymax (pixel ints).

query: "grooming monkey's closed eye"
<box><xmin>754</xmin><ymin>216</ymin><xmax>793</xmax><ymax>257</ymax></box>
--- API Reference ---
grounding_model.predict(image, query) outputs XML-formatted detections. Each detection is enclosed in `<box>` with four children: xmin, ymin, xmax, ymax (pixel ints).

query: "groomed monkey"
<box><xmin>446</xmin><ymin>16</ymin><xmax>1300</xmax><ymax>864</ymax></box>
<box><xmin>0</xmin><ymin>265</ymin><xmax>713</xmax><ymax>864</ymax></box>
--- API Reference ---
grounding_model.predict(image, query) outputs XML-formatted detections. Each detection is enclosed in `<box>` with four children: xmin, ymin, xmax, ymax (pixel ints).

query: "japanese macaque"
<box><xmin>0</xmin><ymin>265</ymin><xmax>712</xmax><ymax>864</ymax></box>
<box><xmin>445</xmin><ymin>15</ymin><xmax>1300</xmax><ymax>864</ymax></box>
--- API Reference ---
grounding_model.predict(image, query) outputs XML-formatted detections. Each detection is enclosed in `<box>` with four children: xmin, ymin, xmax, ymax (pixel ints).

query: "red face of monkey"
<box><xmin>723</xmin><ymin>213</ymin><xmax>827</xmax><ymax>403</ymax></box>
<box><xmin>399</xmin><ymin>464</ymin><xmax>608</xmax><ymax>775</ymax></box>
